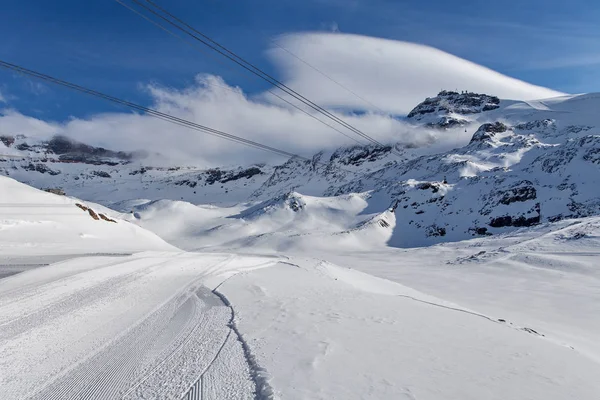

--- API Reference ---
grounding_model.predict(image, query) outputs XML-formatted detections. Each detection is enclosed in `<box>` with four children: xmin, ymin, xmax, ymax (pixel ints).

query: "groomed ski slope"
<box><xmin>0</xmin><ymin>252</ymin><xmax>278</xmax><ymax>400</ymax></box>
<box><xmin>3</xmin><ymin>251</ymin><xmax>600</xmax><ymax>400</ymax></box>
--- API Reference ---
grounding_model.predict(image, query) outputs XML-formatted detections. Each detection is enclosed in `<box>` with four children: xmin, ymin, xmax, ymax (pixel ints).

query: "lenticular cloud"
<box><xmin>269</xmin><ymin>32</ymin><xmax>564</xmax><ymax>115</ymax></box>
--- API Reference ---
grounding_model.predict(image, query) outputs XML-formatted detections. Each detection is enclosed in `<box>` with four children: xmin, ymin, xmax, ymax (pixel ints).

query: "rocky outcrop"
<box><xmin>203</xmin><ymin>166</ymin><xmax>264</xmax><ymax>185</ymax></box>
<box><xmin>407</xmin><ymin>90</ymin><xmax>500</xmax><ymax>120</ymax></box>
<box><xmin>92</xmin><ymin>171</ymin><xmax>111</xmax><ymax>178</ymax></box>
<box><xmin>23</xmin><ymin>163</ymin><xmax>61</xmax><ymax>175</ymax></box>
<box><xmin>469</xmin><ymin>122</ymin><xmax>509</xmax><ymax>144</ymax></box>
<box><xmin>46</xmin><ymin>135</ymin><xmax>133</xmax><ymax>161</ymax></box>
<box><xmin>330</xmin><ymin>145</ymin><xmax>393</xmax><ymax>166</ymax></box>
<box><xmin>0</xmin><ymin>135</ymin><xmax>15</xmax><ymax>147</ymax></box>
<box><xmin>425</xmin><ymin>116</ymin><xmax>469</xmax><ymax>130</ymax></box>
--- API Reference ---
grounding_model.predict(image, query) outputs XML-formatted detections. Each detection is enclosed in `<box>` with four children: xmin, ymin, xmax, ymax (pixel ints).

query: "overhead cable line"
<box><xmin>117</xmin><ymin>0</ymin><xmax>401</xmax><ymax>155</ymax></box>
<box><xmin>0</xmin><ymin>60</ymin><xmax>303</xmax><ymax>160</ymax></box>
<box><xmin>269</xmin><ymin>39</ymin><xmax>389</xmax><ymax>115</ymax></box>
<box><xmin>0</xmin><ymin>60</ymin><xmax>368</xmax><ymax>177</ymax></box>
<box><xmin>113</xmin><ymin>0</ymin><xmax>363</xmax><ymax>146</ymax></box>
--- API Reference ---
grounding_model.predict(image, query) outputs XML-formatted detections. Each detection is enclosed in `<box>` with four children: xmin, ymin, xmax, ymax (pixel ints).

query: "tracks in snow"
<box><xmin>0</xmin><ymin>252</ymin><xmax>277</xmax><ymax>400</ymax></box>
<box><xmin>180</xmin><ymin>287</ymin><xmax>274</xmax><ymax>400</ymax></box>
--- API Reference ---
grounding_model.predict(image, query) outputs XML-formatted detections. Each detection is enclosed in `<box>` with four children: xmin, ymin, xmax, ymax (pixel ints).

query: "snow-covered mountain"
<box><xmin>3</xmin><ymin>91</ymin><xmax>600</xmax><ymax>247</ymax></box>
<box><xmin>3</xmin><ymin>94</ymin><xmax>600</xmax><ymax>400</ymax></box>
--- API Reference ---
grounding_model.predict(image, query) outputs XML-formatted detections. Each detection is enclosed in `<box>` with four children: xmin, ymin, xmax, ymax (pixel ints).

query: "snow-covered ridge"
<box><xmin>4</xmin><ymin>91</ymin><xmax>600</xmax><ymax>247</ymax></box>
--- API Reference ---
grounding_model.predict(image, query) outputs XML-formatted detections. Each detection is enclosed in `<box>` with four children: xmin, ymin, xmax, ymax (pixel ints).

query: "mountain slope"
<box><xmin>0</xmin><ymin>175</ymin><xmax>175</xmax><ymax>257</ymax></box>
<box><xmin>4</xmin><ymin>91</ymin><xmax>600</xmax><ymax>248</ymax></box>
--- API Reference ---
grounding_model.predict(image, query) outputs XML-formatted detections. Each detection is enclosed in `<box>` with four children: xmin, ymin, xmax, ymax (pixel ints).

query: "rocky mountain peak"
<box><xmin>406</xmin><ymin>90</ymin><xmax>501</xmax><ymax>125</ymax></box>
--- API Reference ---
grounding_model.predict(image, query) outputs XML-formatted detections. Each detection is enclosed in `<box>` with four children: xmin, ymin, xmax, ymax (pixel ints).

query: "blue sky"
<box><xmin>1</xmin><ymin>0</ymin><xmax>599</xmax><ymax>121</ymax></box>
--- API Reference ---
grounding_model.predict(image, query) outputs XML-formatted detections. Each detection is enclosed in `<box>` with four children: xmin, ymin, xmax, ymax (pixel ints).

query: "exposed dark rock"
<box><xmin>92</xmin><ymin>171</ymin><xmax>111</xmax><ymax>178</ymax></box>
<box><xmin>330</xmin><ymin>145</ymin><xmax>393</xmax><ymax>166</ymax></box>
<box><xmin>469</xmin><ymin>122</ymin><xmax>508</xmax><ymax>144</ymax></box>
<box><xmin>46</xmin><ymin>135</ymin><xmax>132</xmax><ymax>160</ymax></box>
<box><xmin>205</xmin><ymin>169</ymin><xmax>224</xmax><ymax>185</ymax></box>
<box><xmin>220</xmin><ymin>167</ymin><xmax>263</xmax><ymax>183</ymax></box>
<box><xmin>99</xmin><ymin>213</ymin><xmax>117</xmax><ymax>223</ymax></box>
<box><xmin>289</xmin><ymin>197</ymin><xmax>303</xmax><ymax>212</ymax></box>
<box><xmin>497</xmin><ymin>181</ymin><xmax>537</xmax><ymax>205</ymax></box>
<box><xmin>426</xmin><ymin>224</ymin><xmax>446</xmax><ymax>237</ymax></box>
<box><xmin>469</xmin><ymin>227</ymin><xmax>492</xmax><ymax>236</ymax></box>
<box><xmin>129</xmin><ymin>167</ymin><xmax>149</xmax><ymax>175</ymax></box>
<box><xmin>202</xmin><ymin>167</ymin><xmax>264</xmax><ymax>185</ymax></box>
<box><xmin>44</xmin><ymin>188</ymin><xmax>65</xmax><ymax>196</ymax></box>
<box><xmin>425</xmin><ymin>116</ymin><xmax>470</xmax><ymax>129</ymax></box>
<box><xmin>58</xmin><ymin>154</ymin><xmax>121</xmax><ymax>166</ymax></box>
<box><xmin>416</xmin><ymin>182</ymin><xmax>440</xmax><ymax>193</ymax></box>
<box><xmin>378</xmin><ymin>219</ymin><xmax>391</xmax><ymax>228</ymax></box>
<box><xmin>514</xmin><ymin>119</ymin><xmax>556</xmax><ymax>134</ymax></box>
<box><xmin>0</xmin><ymin>136</ymin><xmax>15</xmax><ymax>147</ymax></box>
<box><xmin>408</xmin><ymin>91</ymin><xmax>500</xmax><ymax>120</ymax></box>
<box><xmin>532</xmin><ymin>136</ymin><xmax>600</xmax><ymax>173</ymax></box>
<box><xmin>23</xmin><ymin>163</ymin><xmax>60</xmax><ymax>175</ymax></box>
<box><xmin>489</xmin><ymin>204</ymin><xmax>541</xmax><ymax>228</ymax></box>
<box><xmin>87</xmin><ymin>209</ymin><xmax>99</xmax><ymax>220</ymax></box>
<box><xmin>175</xmin><ymin>179</ymin><xmax>197</xmax><ymax>188</ymax></box>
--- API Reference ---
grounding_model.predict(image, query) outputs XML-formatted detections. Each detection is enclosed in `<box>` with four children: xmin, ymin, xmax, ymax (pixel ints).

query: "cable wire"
<box><xmin>0</xmin><ymin>60</ymin><xmax>300</xmax><ymax>159</ymax></box>
<box><xmin>114</xmin><ymin>0</ymin><xmax>364</xmax><ymax>146</ymax></box>
<box><xmin>117</xmin><ymin>0</ymin><xmax>401</xmax><ymax>155</ymax></box>
<box><xmin>269</xmin><ymin>39</ymin><xmax>388</xmax><ymax>115</ymax></box>
<box><xmin>0</xmin><ymin>59</ymin><xmax>370</xmax><ymax>177</ymax></box>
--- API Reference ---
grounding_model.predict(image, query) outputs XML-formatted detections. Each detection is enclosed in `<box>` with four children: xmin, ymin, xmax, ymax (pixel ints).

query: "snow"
<box><xmin>3</xmin><ymin>89</ymin><xmax>600</xmax><ymax>399</ymax></box>
<box><xmin>303</xmin><ymin>219</ymin><xmax>600</xmax><ymax>364</ymax></box>
<box><xmin>0</xmin><ymin>175</ymin><xmax>175</xmax><ymax>260</ymax></box>
<box><xmin>269</xmin><ymin>33</ymin><xmax>563</xmax><ymax>114</ymax></box>
<box><xmin>0</xmin><ymin>252</ymin><xmax>278</xmax><ymax>400</ymax></box>
<box><xmin>220</xmin><ymin>259</ymin><xmax>600</xmax><ymax>399</ymax></box>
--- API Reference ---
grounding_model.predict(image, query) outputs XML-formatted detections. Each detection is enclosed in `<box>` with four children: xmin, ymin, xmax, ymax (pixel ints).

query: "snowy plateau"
<box><xmin>1</xmin><ymin>90</ymin><xmax>600</xmax><ymax>399</ymax></box>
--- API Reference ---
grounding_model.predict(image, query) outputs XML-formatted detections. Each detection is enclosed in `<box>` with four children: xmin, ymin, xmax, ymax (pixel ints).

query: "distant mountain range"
<box><xmin>2</xmin><ymin>90</ymin><xmax>599</xmax><ymax>247</ymax></box>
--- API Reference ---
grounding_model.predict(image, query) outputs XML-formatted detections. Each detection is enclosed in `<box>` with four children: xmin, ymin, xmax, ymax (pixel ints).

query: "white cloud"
<box><xmin>268</xmin><ymin>32</ymin><xmax>564</xmax><ymax>114</ymax></box>
<box><xmin>0</xmin><ymin>33</ymin><xmax>566</xmax><ymax>166</ymax></box>
<box><xmin>0</xmin><ymin>90</ymin><xmax>5</xmax><ymax>103</ymax></box>
<box><xmin>0</xmin><ymin>75</ymin><xmax>425</xmax><ymax>166</ymax></box>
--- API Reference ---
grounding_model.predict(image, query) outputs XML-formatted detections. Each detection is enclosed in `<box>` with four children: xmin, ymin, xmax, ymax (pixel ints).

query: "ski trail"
<box><xmin>0</xmin><ymin>257</ymin><xmax>178</xmax><ymax>339</ymax></box>
<box><xmin>0</xmin><ymin>251</ymin><xmax>279</xmax><ymax>400</ymax></box>
<box><xmin>212</xmin><ymin>288</ymin><xmax>275</xmax><ymax>400</ymax></box>
<box><xmin>25</xmin><ymin>256</ymin><xmax>223</xmax><ymax>400</ymax></box>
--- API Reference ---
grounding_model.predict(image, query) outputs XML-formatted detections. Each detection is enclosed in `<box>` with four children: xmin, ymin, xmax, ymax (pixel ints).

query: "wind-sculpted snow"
<box><xmin>219</xmin><ymin>258</ymin><xmax>600</xmax><ymax>399</ymax></box>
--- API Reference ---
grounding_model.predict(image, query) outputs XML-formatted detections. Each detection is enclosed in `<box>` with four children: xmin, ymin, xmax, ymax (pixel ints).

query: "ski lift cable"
<box><xmin>118</xmin><ymin>0</ymin><xmax>403</xmax><ymax>156</ymax></box>
<box><xmin>0</xmin><ymin>59</ymin><xmax>365</xmax><ymax>176</ymax></box>
<box><xmin>113</xmin><ymin>0</ymin><xmax>364</xmax><ymax>146</ymax></box>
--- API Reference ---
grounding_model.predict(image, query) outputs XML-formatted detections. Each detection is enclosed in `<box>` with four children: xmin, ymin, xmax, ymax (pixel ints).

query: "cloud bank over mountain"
<box><xmin>0</xmin><ymin>33</ymin><xmax>565</xmax><ymax>165</ymax></box>
<box><xmin>269</xmin><ymin>32</ymin><xmax>564</xmax><ymax>114</ymax></box>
